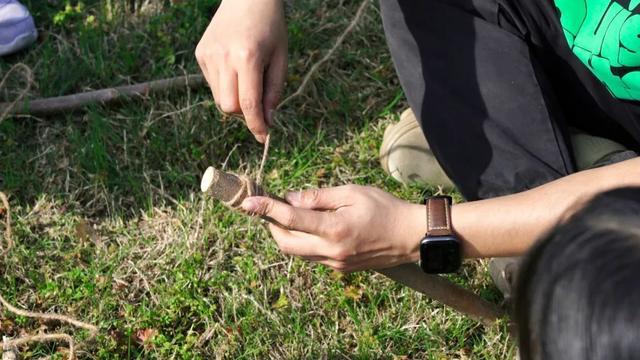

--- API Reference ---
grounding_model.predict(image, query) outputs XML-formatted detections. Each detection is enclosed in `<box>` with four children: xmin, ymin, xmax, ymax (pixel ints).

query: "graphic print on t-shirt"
<box><xmin>555</xmin><ymin>0</ymin><xmax>640</xmax><ymax>101</ymax></box>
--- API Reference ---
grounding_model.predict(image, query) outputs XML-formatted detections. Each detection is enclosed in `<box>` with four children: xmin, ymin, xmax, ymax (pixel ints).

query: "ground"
<box><xmin>0</xmin><ymin>0</ymin><xmax>514</xmax><ymax>358</ymax></box>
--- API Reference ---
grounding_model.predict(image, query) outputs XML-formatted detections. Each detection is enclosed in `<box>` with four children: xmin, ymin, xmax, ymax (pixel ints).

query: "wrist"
<box><xmin>450</xmin><ymin>202</ymin><xmax>481</xmax><ymax>259</ymax></box>
<box><xmin>399</xmin><ymin>202</ymin><xmax>426</xmax><ymax>263</ymax></box>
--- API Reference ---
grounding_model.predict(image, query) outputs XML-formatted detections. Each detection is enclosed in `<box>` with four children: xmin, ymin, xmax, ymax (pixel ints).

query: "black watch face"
<box><xmin>420</xmin><ymin>236</ymin><xmax>461</xmax><ymax>274</ymax></box>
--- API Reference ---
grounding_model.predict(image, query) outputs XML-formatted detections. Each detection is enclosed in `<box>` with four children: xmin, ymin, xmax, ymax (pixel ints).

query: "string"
<box><xmin>255</xmin><ymin>132</ymin><xmax>271</xmax><ymax>186</ymax></box>
<box><xmin>222</xmin><ymin>175</ymin><xmax>259</xmax><ymax>208</ymax></box>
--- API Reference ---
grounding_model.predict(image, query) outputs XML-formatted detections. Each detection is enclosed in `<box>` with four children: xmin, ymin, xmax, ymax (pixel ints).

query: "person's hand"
<box><xmin>239</xmin><ymin>185</ymin><xmax>424</xmax><ymax>272</ymax></box>
<box><xmin>195</xmin><ymin>0</ymin><xmax>288</xmax><ymax>143</ymax></box>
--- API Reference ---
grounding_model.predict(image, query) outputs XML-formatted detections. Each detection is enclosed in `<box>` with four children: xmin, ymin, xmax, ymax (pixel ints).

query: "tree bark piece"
<box><xmin>200</xmin><ymin>166</ymin><xmax>504</xmax><ymax>326</ymax></box>
<box><xmin>0</xmin><ymin>74</ymin><xmax>205</xmax><ymax>117</ymax></box>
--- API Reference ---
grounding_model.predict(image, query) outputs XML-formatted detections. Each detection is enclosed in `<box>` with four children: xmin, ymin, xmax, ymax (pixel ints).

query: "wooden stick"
<box><xmin>0</xmin><ymin>74</ymin><xmax>205</xmax><ymax>117</ymax></box>
<box><xmin>376</xmin><ymin>264</ymin><xmax>503</xmax><ymax>325</ymax></box>
<box><xmin>200</xmin><ymin>166</ymin><xmax>504</xmax><ymax>325</ymax></box>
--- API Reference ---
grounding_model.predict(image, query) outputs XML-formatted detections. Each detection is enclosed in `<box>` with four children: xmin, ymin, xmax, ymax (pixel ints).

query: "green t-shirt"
<box><xmin>555</xmin><ymin>0</ymin><xmax>640</xmax><ymax>101</ymax></box>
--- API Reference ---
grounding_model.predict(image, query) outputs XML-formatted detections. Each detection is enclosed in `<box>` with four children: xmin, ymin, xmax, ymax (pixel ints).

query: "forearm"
<box><xmin>454</xmin><ymin>157</ymin><xmax>640</xmax><ymax>258</ymax></box>
<box><xmin>404</xmin><ymin>158</ymin><xmax>640</xmax><ymax>261</ymax></box>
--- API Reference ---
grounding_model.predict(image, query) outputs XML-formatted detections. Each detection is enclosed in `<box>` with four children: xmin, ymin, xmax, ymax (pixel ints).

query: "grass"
<box><xmin>0</xmin><ymin>0</ymin><xmax>515</xmax><ymax>358</ymax></box>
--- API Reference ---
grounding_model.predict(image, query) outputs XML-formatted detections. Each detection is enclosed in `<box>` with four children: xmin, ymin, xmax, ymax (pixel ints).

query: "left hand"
<box><xmin>239</xmin><ymin>185</ymin><xmax>423</xmax><ymax>272</ymax></box>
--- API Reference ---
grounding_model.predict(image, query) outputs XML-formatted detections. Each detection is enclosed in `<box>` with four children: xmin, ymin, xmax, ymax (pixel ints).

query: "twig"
<box><xmin>0</xmin><ymin>74</ymin><xmax>205</xmax><ymax>117</ymax></box>
<box><xmin>277</xmin><ymin>0</ymin><xmax>370</xmax><ymax>110</ymax></box>
<box><xmin>0</xmin><ymin>294</ymin><xmax>98</xmax><ymax>336</ymax></box>
<box><xmin>0</xmin><ymin>63</ymin><xmax>33</xmax><ymax>123</ymax></box>
<box><xmin>152</xmin><ymin>100</ymin><xmax>208</xmax><ymax>122</ymax></box>
<box><xmin>4</xmin><ymin>334</ymin><xmax>75</xmax><ymax>360</ymax></box>
<box><xmin>0</xmin><ymin>192</ymin><xmax>12</xmax><ymax>253</ymax></box>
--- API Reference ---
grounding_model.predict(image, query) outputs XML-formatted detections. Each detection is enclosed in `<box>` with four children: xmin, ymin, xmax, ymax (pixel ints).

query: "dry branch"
<box><xmin>0</xmin><ymin>295</ymin><xmax>98</xmax><ymax>336</ymax></box>
<box><xmin>0</xmin><ymin>74</ymin><xmax>205</xmax><ymax>117</ymax></box>
<box><xmin>0</xmin><ymin>192</ymin><xmax>13</xmax><ymax>253</ymax></box>
<box><xmin>0</xmin><ymin>63</ymin><xmax>33</xmax><ymax>123</ymax></box>
<box><xmin>200</xmin><ymin>166</ymin><xmax>504</xmax><ymax>326</ymax></box>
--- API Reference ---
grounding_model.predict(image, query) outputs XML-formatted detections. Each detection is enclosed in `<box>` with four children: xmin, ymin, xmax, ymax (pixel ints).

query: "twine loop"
<box><xmin>222</xmin><ymin>175</ymin><xmax>264</xmax><ymax>209</ymax></box>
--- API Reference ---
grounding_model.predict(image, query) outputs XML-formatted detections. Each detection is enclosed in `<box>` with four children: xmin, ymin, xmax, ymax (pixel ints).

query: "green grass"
<box><xmin>0</xmin><ymin>0</ymin><xmax>515</xmax><ymax>358</ymax></box>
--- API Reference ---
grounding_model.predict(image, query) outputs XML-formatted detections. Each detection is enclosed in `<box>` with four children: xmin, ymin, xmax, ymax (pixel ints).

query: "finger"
<box><xmin>269</xmin><ymin>224</ymin><xmax>329</xmax><ymax>257</ymax></box>
<box><xmin>196</xmin><ymin>56</ymin><xmax>214</xmax><ymax>98</ymax></box>
<box><xmin>200</xmin><ymin>61</ymin><xmax>220</xmax><ymax>105</ymax></box>
<box><xmin>209</xmin><ymin>66</ymin><xmax>220</xmax><ymax>106</ymax></box>
<box><xmin>284</xmin><ymin>186</ymin><xmax>355</xmax><ymax>210</ymax></box>
<box><xmin>241</xmin><ymin>196</ymin><xmax>333</xmax><ymax>236</ymax></box>
<box><xmin>263</xmin><ymin>48</ymin><xmax>287</xmax><ymax>126</ymax></box>
<box><xmin>238</xmin><ymin>61</ymin><xmax>268</xmax><ymax>143</ymax></box>
<box><xmin>217</xmin><ymin>66</ymin><xmax>240</xmax><ymax>114</ymax></box>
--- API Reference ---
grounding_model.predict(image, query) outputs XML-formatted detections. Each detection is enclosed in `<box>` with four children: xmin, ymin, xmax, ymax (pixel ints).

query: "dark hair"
<box><xmin>515</xmin><ymin>187</ymin><xmax>640</xmax><ymax>360</ymax></box>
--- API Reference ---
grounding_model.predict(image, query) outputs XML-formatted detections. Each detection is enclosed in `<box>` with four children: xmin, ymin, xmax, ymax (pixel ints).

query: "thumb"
<box><xmin>284</xmin><ymin>186</ymin><xmax>354</xmax><ymax>210</ymax></box>
<box><xmin>240</xmin><ymin>196</ymin><xmax>331</xmax><ymax>235</ymax></box>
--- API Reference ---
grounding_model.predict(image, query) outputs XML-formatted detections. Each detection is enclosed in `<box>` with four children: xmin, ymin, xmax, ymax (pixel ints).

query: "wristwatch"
<box><xmin>419</xmin><ymin>195</ymin><xmax>461</xmax><ymax>274</ymax></box>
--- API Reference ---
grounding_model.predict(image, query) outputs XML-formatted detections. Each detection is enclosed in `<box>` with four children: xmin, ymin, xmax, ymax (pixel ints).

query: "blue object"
<box><xmin>0</xmin><ymin>0</ymin><xmax>37</xmax><ymax>56</ymax></box>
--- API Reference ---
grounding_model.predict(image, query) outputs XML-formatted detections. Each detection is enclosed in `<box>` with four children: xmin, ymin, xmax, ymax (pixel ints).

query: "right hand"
<box><xmin>195</xmin><ymin>0</ymin><xmax>288</xmax><ymax>143</ymax></box>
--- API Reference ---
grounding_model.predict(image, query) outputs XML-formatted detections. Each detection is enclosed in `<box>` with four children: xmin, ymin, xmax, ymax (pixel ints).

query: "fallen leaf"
<box><xmin>135</xmin><ymin>328</ymin><xmax>158</xmax><ymax>348</ymax></box>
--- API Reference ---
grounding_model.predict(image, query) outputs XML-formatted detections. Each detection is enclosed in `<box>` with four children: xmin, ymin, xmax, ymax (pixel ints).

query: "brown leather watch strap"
<box><xmin>426</xmin><ymin>197</ymin><xmax>453</xmax><ymax>237</ymax></box>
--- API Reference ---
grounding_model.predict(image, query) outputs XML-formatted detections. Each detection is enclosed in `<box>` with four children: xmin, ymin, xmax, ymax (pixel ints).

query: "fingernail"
<box><xmin>256</xmin><ymin>134</ymin><xmax>266</xmax><ymax>144</ymax></box>
<box><xmin>240</xmin><ymin>198</ymin><xmax>260</xmax><ymax>213</ymax></box>
<box><xmin>285</xmin><ymin>191</ymin><xmax>301</xmax><ymax>204</ymax></box>
<box><xmin>266</xmin><ymin>109</ymin><xmax>275</xmax><ymax>126</ymax></box>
